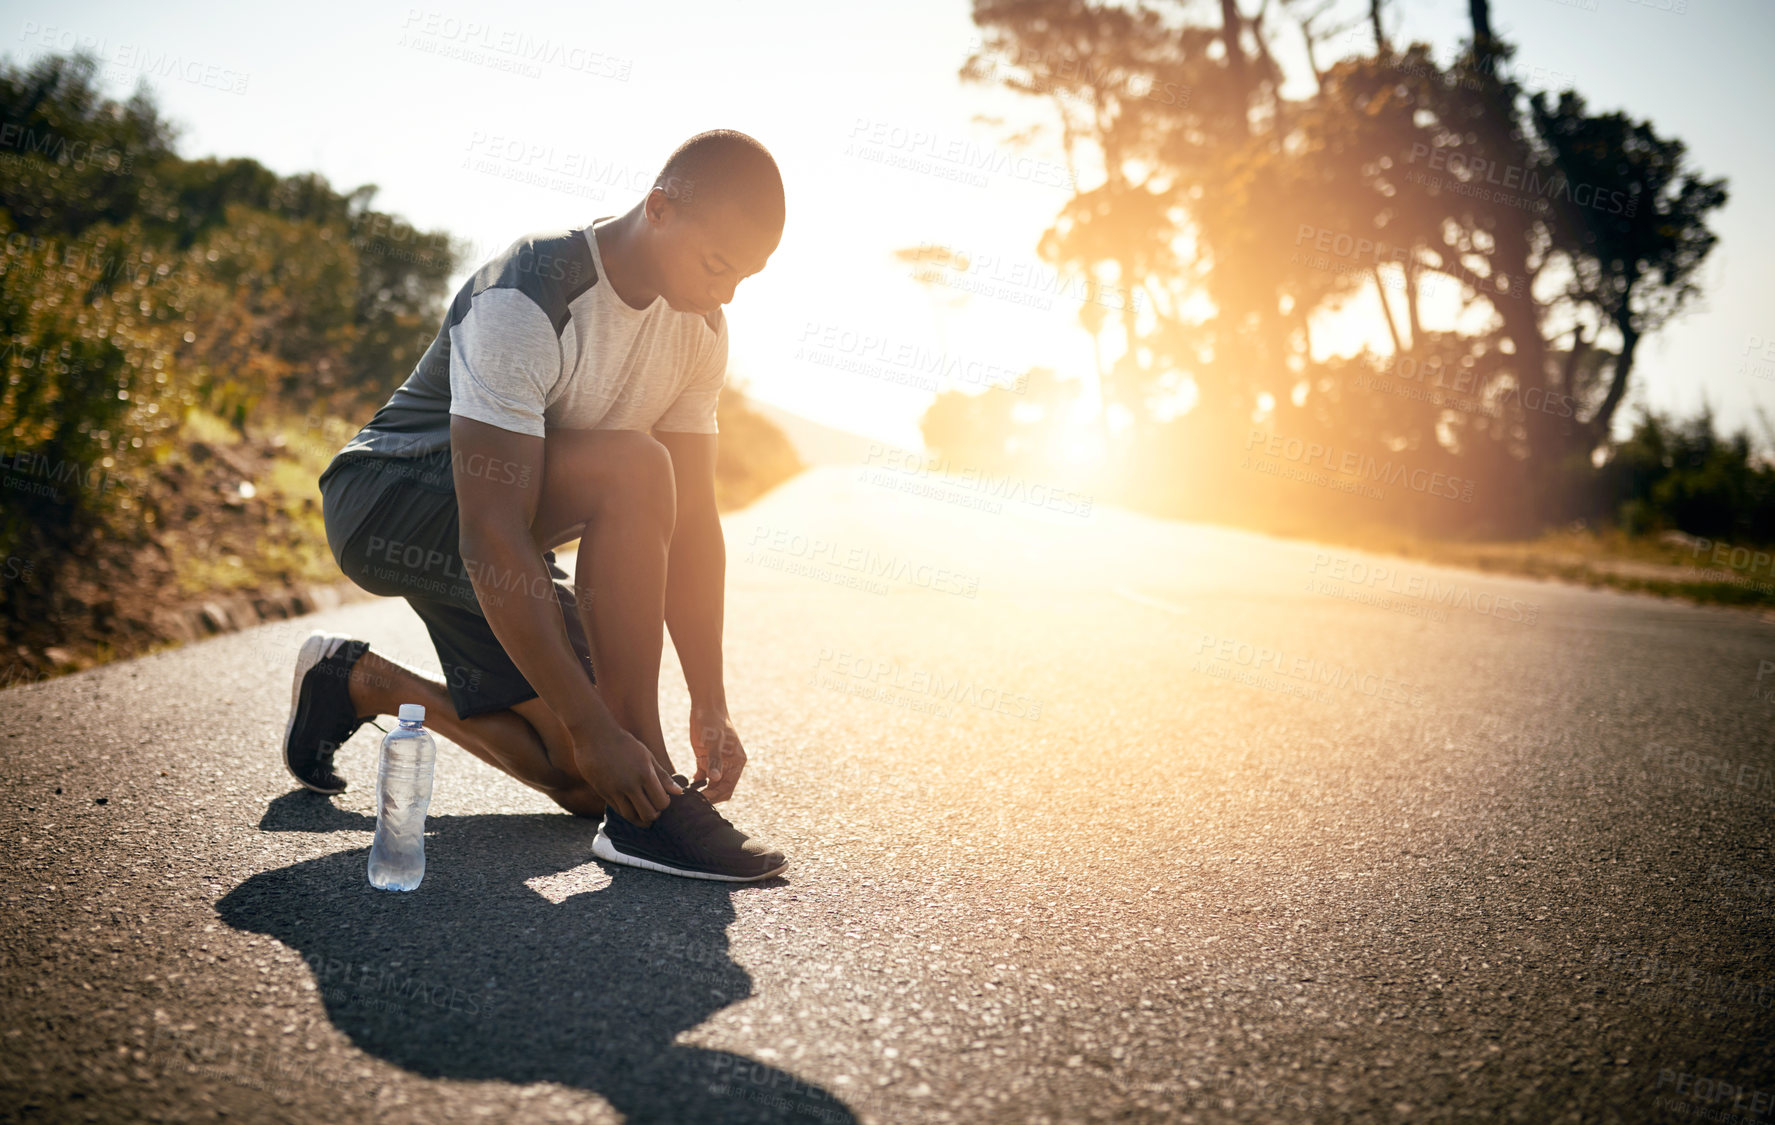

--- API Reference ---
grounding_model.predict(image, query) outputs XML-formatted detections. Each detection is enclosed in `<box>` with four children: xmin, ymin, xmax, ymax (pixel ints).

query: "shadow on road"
<box><xmin>221</xmin><ymin>797</ymin><xmax>854</xmax><ymax>1125</ymax></box>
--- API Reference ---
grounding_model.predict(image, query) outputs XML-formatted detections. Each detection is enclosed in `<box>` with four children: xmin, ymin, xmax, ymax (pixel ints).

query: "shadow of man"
<box><xmin>220</xmin><ymin>798</ymin><xmax>857</xmax><ymax>1124</ymax></box>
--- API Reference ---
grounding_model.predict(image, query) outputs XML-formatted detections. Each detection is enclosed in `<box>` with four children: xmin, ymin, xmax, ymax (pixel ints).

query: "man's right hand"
<box><xmin>574</xmin><ymin>720</ymin><xmax>680</xmax><ymax>826</ymax></box>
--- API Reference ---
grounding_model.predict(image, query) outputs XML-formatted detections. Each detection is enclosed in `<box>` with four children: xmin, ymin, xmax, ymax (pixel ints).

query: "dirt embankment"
<box><xmin>6</xmin><ymin>421</ymin><xmax>369</xmax><ymax>688</ymax></box>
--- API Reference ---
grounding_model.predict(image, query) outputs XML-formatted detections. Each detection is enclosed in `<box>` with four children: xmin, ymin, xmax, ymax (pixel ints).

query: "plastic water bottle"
<box><xmin>368</xmin><ymin>703</ymin><xmax>436</xmax><ymax>891</ymax></box>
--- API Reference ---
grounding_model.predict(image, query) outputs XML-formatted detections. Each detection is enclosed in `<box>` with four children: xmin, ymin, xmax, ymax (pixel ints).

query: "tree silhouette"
<box><xmin>933</xmin><ymin>0</ymin><xmax>1739</xmax><ymax>539</ymax></box>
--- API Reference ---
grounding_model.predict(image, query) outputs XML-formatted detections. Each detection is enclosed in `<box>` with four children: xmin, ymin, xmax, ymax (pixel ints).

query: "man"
<box><xmin>288</xmin><ymin>130</ymin><xmax>786</xmax><ymax>882</ymax></box>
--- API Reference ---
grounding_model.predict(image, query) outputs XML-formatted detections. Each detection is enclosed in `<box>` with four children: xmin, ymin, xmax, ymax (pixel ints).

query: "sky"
<box><xmin>8</xmin><ymin>0</ymin><xmax>1773</xmax><ymax>452</ymax></box>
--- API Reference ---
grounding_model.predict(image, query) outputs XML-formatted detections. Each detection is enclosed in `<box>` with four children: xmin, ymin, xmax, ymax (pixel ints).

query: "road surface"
<box><xmin>3</xmin><ymin>466</ymin><xmax>1772</xmax><ymax>1123</ymax></box>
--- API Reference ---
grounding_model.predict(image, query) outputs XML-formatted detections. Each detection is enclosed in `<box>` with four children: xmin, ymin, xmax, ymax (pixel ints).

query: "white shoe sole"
<box><xmin>283</xmin><ymin>631</ymin><xmax>351</xmax><ymax>794</ymax></box>
<box><xmin>592</xmin><ymin>829</ymin><xmax>788</xmax><ymax>883</ymax></box>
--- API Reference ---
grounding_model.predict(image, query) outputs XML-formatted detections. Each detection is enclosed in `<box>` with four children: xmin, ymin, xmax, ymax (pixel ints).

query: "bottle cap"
<box><xmin>398</xmin><ymin>703</ymin><xmax>426</xmax><ymax>723</ymax></box>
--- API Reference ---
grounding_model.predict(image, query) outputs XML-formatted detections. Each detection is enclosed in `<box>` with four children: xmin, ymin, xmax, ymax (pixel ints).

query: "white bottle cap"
<box><xmin>398</xmin><ymin>703</ymin><xmax>426</xmax><ymax>723</ymax></box>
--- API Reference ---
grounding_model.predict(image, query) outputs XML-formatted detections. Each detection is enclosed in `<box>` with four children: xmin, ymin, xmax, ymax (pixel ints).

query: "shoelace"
<box><xmin>665</xmin><ymin>785</ymin><xmax>739</xmax><ymax>841</ymax></box>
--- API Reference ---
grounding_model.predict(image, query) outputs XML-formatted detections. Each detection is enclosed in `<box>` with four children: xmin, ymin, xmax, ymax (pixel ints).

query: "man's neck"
<box><xmin>594</xmin><ymin>208</ymin><xmax>662</xmax><ymax>311</ymax></box>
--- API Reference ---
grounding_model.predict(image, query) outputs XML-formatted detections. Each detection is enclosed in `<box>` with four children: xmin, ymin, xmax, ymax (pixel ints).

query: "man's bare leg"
<box><xmin>529</xmin><ymin>429</ymin><xmax>679</xmax><ymax>775</ymax></box>
<box><xmin>346</xmin><ymin>649</ymin><xmax>604</xmax><ymax>817</ymax></box>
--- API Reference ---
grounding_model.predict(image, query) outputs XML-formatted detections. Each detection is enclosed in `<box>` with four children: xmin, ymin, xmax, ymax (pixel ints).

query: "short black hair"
<box><xmin>654</xmin><ymin>129</ymin><xmax>785</xmax><ymax>233</ymax></box>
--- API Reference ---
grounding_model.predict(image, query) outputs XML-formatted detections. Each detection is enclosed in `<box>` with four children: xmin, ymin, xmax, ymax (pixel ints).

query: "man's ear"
<box><xmin>642</xmin><ymin>186</ymin><xmax>674</xmax><ymax>226</ymax></box>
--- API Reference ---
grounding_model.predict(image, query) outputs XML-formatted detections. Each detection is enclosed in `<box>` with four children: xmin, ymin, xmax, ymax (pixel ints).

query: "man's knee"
<box><xmin>548</xmin><ymin>430</ymin><xmax>677</xmax><ymax>540</ymax></box>
<box><xmin>600</xmin><ymin>432</ymin><xmax>676</xmax><ymax>537</ymax></box>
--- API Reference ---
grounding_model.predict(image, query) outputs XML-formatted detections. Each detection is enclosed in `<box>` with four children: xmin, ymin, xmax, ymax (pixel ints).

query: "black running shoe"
<box><xmin>283</xmin><ymin>632</ymin><xmax>372</xmax><ymax>795</ymax></box>
<box><xmin>593</xmin><ymin>776</ymin><xmax>788</xmax><ymax>882</ymax></box>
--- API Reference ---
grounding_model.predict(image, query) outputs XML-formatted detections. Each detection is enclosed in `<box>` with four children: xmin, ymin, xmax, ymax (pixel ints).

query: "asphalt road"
<box><xmin>3</xmin><ymin>465</ymin><xmax>1773</xmax><ymax>1124</ymax></box>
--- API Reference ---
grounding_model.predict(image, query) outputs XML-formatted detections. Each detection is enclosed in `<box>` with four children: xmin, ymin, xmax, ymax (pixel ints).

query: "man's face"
<box><xmin>646</xmin><ymin>192</ymin><xmax>779</xmax><ymax>318</ymax></box>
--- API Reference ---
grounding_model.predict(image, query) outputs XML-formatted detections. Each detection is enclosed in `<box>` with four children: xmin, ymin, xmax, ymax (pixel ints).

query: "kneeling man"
<box><xmin>287</xmin><ymin>130</ymin><xmax>786</xmax><ymax>882</ymax></box>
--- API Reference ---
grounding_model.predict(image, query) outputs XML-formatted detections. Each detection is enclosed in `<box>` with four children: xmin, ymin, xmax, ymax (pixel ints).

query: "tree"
<box><xmin>954</xmin><ymin>0</ymin><xmax>1727</xmax><ymax>534</ymax></box>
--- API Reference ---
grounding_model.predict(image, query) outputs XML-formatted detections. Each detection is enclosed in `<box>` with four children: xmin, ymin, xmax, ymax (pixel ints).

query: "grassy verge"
<box><xmin>1339</xmin><ymin>526</ymin><xmax>1775</xmax><ymax>610</ymax></box>
<box><xmin>161</xmin><ymin>408</ymin><xmax>341</xmax><ymax>599</ymax></box>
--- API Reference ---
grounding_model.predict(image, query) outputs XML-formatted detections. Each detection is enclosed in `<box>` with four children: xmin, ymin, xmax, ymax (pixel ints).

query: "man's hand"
<box><xmin>690</xmin><ymin>703</ymin><xmax>747</xmax><ymax>803</ymax></box>
<box><xmin>573</xmin><ymin>719</ymin><xmax>680</xmax><ymax>826</ymax></box>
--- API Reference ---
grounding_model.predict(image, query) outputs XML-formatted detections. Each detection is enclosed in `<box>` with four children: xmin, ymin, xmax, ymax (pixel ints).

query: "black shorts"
<box><xmin>319</xmin><ymin>451</ymin><xmax>595</xmax><ymax>719</ymax></box>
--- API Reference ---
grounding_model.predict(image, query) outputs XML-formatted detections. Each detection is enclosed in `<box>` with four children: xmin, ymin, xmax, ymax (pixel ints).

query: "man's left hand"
<box><xmin>690</xmin><ymin>703</ymin><xmax>747</xmax><ymax>803</ymax></box>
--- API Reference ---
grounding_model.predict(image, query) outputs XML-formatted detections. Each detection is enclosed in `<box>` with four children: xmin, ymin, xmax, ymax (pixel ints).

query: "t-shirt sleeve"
<box><xmin>652</xmin><ymin>313</ymin><xmax>728</xmax><ymax>434</ymax></box>
<box><xmin>447</xmin><ymin>287</ymin><xmax>563</xmax><ymax>438</ymax></box>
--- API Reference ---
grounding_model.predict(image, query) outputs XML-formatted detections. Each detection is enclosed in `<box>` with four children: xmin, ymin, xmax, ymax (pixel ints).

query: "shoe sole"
<box><xmin>283</xmin><ymin>631</ymin><xmax>349</xmax><ymax>795</ymax></box>
<box><xmin>592</xmin><ymin>829</ymin><xmax>788</xmax><ymax>883</ymax></box>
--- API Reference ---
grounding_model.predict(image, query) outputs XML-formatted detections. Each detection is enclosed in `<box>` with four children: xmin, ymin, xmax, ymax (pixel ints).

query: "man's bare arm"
<box><xmin>654</xmin><ymin>429</ymin><xmax>746</xmax><ymax>801</ymax></box>
<box><xmin>451</xmin><ymin>415</ymin><xmax>674</xmax><ymax>823</ymax></box>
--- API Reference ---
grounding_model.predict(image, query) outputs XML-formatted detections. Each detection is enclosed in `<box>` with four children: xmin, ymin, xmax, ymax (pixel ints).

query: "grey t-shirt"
<box><xmin>319</xmin><ymin>217</ymin><xmax>727</xmax><ymax>540</ymax></box>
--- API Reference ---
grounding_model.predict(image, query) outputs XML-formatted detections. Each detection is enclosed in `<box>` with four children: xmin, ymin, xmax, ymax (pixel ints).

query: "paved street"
<box><xmin>3</xmin><ymin>466</ymin><xmax>1772</xmax><ymax>1123</ymax></box>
